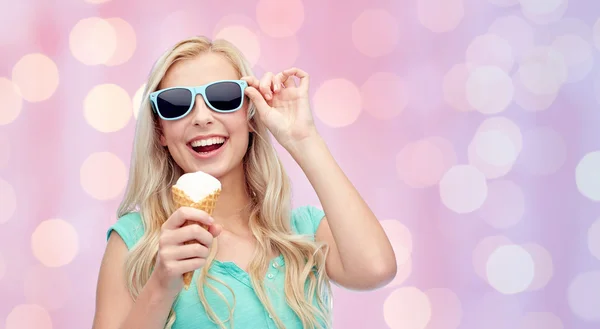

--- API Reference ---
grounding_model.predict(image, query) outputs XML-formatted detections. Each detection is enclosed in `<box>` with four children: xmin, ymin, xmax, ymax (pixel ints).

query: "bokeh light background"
<box><xmin>1</xmin><ymin>0</ymin><xmax>600</xmax><ymax>328</ymax></box>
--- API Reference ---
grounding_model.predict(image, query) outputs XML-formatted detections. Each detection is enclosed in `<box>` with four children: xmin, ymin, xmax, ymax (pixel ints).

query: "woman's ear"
<box><xmin>247</xmin><ymin>117</ymin><xmax>257</xmax><ymax>133</ymax></box>
<box><xmin>247</xmin><ymin>132</ymin><xmax>254</xmax><ymax>150</ymax></box>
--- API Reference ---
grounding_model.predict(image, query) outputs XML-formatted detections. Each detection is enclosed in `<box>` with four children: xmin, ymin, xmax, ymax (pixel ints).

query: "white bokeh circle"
<box><xmin>486</xmin><ymin>244</ymin><xmax>535</xmax><ymax>294</ymax></box>
<box><xmin>439</xmin><ymin>165</ymin><xmax>488</xmax><ymax>214</ymax></box>
<box><xmin>522</xmin><ymin>243</ymin><xmax>554</xmax><ymax>291</ymax></box>
<box><xmin>587</xmin><ymin>218</ymin><xmax>600</xmax><ymax>261</ymax></box>
<box><xmin>488</xmin><ymin>15</ymin><xmax>534</xmax><ymax>58</ymax></box>
<box><xmin>517</xmin><ymin>46</ymin><xmax>567</xmax><ymax>95</ymax></box>
<box><xmin>576</xmin><ymin>151</ymin><xmax>600</xmax><ymax>201</ymax></box>
<box><xmin>384</xmin><ymin>286</ymin><xmax>432</xmax><ymax>329</ymax></box>
<box><xmin>465</xmin><ymin>65</ymin><xmax>514</xmax><ymax>115</ymax></box>
<box><xmin>466</xmin><ymin>34</ymin><xmax>515</xmax><ymax>73</ymax></box>
<box><xmin>551</xmin><ymin>34</ymin><xmax>594</xmax><ymax>83</ymax></box>
<box><xmin>567</xmin><ymin>271</ymin><xmax>600</xmax><ymax>321</ymax></box>
<box><xmin>473</xmin><ymin>235</ymin><xmax>514</xmax><ymax>281</ymax></box>
<box><xmin>468</xmin><ymin>116</ymin><xmax>522</xmax><ymax>179</ymax></box>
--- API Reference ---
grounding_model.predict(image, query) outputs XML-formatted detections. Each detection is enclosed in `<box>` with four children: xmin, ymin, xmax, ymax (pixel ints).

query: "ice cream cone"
<box><xmin>170</xmin><ymin>171</ymin><xmax>222</xmax><ymax>290</ymax></box>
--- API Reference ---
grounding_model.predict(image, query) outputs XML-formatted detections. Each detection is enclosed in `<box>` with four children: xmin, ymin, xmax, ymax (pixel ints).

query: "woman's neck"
<box><xmin>211</xmin><ymin>165</ymin><xmax>252</xmax><ymax>230</ymax></box>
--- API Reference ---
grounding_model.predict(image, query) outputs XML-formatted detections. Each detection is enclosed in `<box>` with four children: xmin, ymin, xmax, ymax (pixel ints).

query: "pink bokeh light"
<box><xmin>465</xmin><ymin>33</ymin><xmax>515</xmax><ymax>73</ymax></box>
<box><xmin>443</xmin><ymin>63</ymin><xmax>475</xmax><ymax>112</ymax></box>
<box><xmin>384</xmin><ymin>287</ymin><xmax>432</xmax><ymax>329</ymax></box>
<box><xmin>83</xmin><ymin>83</ymin><xmax>132</xmax><ymax>133</ymax></box>
<box><xmin>31</xmin><ymin>219</ymin><xmax>79</xmax><ymax>268</ymax></box>
<box><xmin>215</xmin><ymin>25</ymin><xmax>261</xmax><ymax>67</ymax></box>
<box><xmin>396</xmin><ymin>136</ymin><xmax>457</xmax><ymax>189</ymax></box>
<box><xmin>0</xmin><ymin>78</ymin><xmax>22</xmax><ymax>125</ymax></box>
<box><xmin>257</xmin><ymin>35</ymin><xmax>300</xmax><ymax>73</ymax></box>
<box><xmin>79</xmin><ymin>152</ymin><xmax>128</xmax><ymax>200</ymax></box>
<box><xmin>5</xmin><ymin>304</ymin><xmax>53</xmax><ymax>329</ymax></box>
<box><xmin>312</xmin><ymin>78</ymin><xmax>362</xmax><ymax>127</ymax></box>
<box><xmin>361</xmin><ymin>72</ymin><xmax>409</xmax><ymax>120</ymax></box>
<box><xmin>104</xmin><ymin>17</ymin><xmax>137</xmax><ymax>67</ymax></box>
<box><xmin>69</xmin><ymin>17</ymin><xmax>117</xmax><ymax>66</ymax></box>
<box><xmin>417</xmin><ymin>0</ymin><xmax>465</xmax><ymax>33</ymax></box>
<box><xmin>352</xmin><ymin>9</ymin><xmax>400</xmax><ymax>58</ymax></box>
<box><xmin>424</xmin><ymin>288</ymin><xmax>463</xmax><ymax>329</ymax></box>
<box><xmin>11</xmin><ymin>53</ymin><xmax>59</xmax><ymax>102</ymax></box>
<box><xmin>256</xmin><ymin>0</ymin><xmax>305</xmax><ymax>38</ymax></box>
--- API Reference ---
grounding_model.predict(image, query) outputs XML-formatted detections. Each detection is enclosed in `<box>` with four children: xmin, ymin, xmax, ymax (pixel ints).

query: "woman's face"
<box><xmin>157</xmin><ymin>53</ymin><xmax>251</xmax><ymax>180</ymax></box>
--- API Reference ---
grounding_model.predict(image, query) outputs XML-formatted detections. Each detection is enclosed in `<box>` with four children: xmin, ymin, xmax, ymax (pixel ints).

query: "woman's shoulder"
<box><xmin>106</xmin><ymin>205</ymin><xmax>325</xmax><ymax>249</ymax></box>
<box><xmin>290</xmin><ymin>205</ymin><xmax>325</xmax><ymax>238</ymax></box>
<box><xmin>107</xmin><ymin>212</ymin><xmax>145</xmax><ymax>250</ymax></box>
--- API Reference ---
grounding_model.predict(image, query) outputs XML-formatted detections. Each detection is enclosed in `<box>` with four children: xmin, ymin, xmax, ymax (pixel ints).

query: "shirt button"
<box><xmin>267</xmin><ymin>273</ymin><xmax>274</xmax><ymax>279</ymax></box>
<box><xmin>272</xmin><ymin>262</ymin><xmax>278</xmax><ymax>268</ymax></box>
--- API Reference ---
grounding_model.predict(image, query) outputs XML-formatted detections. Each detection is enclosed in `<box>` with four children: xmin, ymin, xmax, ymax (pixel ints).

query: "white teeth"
<box><xmin>190</xmin><ymin>137</ymin><xmax>226</xmax><ymax>147</ymax></box>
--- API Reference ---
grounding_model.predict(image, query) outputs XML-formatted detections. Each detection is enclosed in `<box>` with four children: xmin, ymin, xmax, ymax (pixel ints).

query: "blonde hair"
<box><xmin>116</xmin><ymin>36</ymin><xmax>332</xmax><ymax>329</ymax></box>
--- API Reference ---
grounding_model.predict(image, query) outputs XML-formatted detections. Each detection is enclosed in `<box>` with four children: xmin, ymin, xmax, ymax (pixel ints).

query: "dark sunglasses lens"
<box><xmin>156</xmin><ymin>88</ymin><xmax>192</xmax><ymax>118</ymax></box>
<box><xmin>205</xmin><ymin>82</ymin><xmax>242</xmax><ymax>111</ymax></box>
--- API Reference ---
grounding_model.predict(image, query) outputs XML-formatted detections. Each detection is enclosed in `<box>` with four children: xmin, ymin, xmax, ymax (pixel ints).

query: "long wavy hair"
<box><xmin>115</xmin><ymin>36</ymin><xmax>332</xmax><ymax>329</ymax></box>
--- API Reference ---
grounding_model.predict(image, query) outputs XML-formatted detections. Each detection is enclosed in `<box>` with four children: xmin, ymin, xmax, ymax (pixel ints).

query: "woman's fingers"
<box><xmin>281</xmin><ymin>67</ymin><xmax>309</xmax><ymax>89</ymax></box>
<box><xmin>259</xmin><ymin>72</ymin><xmax>275</xmax><ymax>100</ymax></box>
<box><xmin>241</xmin><ymin>67</ymin><xmax>309</xmax><ymax>98</ymax></box>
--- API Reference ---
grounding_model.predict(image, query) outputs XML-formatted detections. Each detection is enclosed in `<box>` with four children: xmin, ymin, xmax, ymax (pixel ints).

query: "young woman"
<box><xmin>92</xmin><ymin>36</ymin><xmax>397</xmax><ymax>329</ymax></box>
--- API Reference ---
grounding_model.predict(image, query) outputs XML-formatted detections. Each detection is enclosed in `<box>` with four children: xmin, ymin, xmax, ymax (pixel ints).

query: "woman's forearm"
<box><xmin>119</xmin><ymin>275</ymin><xmax>178</xmax><ymax>329</ymax></box>
<box><xmin>287</xmin><ymin>134</ymin><xmax>397</xmax><ymax>278</ymax></box>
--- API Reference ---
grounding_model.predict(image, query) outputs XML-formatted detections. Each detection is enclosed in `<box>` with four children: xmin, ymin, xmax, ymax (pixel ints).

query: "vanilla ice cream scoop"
<box><xmin>173</xmin><ymin>170</ymin><xmax>221</xmax><ymax>203</ymax></box>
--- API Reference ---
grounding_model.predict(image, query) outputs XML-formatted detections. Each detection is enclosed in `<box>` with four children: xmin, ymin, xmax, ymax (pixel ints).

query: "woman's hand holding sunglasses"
<box><xmin>242</xmin><ymin>67</ymin><xmax>319</xmax><ymax>151</ymax></box>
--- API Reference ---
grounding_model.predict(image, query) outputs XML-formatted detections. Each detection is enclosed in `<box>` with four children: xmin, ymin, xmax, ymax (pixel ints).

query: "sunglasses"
<box><xmin>149</xmin><ymin>80</ymin><xmax>248</xmax><ymax>120</ymax></box>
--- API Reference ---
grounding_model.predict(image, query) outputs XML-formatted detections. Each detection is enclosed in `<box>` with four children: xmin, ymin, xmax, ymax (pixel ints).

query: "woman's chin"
<box><xmin>176</xmin><ymin>148</ymin><xmax>246</xmax><ymax>180</ymax></box>
<box><xmin>181</xmin><ymin>163</ymin><xmax>227</xmax><ymax>179</ymax></box>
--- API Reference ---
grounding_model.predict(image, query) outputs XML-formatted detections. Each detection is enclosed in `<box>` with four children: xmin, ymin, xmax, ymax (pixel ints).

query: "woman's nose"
<box><xmin>190</xmin><ymin>94</ymin><xmax>214</xmax><ymax>126</ymax></box>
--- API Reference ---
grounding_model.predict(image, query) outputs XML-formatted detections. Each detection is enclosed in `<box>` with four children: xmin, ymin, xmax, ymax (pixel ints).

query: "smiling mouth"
<box><xmin>189</xmin><ymin>137</ymin><xmax>226</xmax><ymax>154</ymax></box>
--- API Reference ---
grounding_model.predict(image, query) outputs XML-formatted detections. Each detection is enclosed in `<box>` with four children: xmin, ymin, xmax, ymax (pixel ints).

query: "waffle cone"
<box><xmin>171</xmin><ymin>185</ymin><xmax>221</xmax><ymax>290</ymax></box>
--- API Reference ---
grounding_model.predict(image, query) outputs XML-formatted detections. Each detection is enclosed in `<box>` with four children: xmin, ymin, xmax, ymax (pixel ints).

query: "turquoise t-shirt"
<box><xmin>106</xmin><ymin>205</ymin><xmax>327</xmax><ymax>329</ymax></box>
